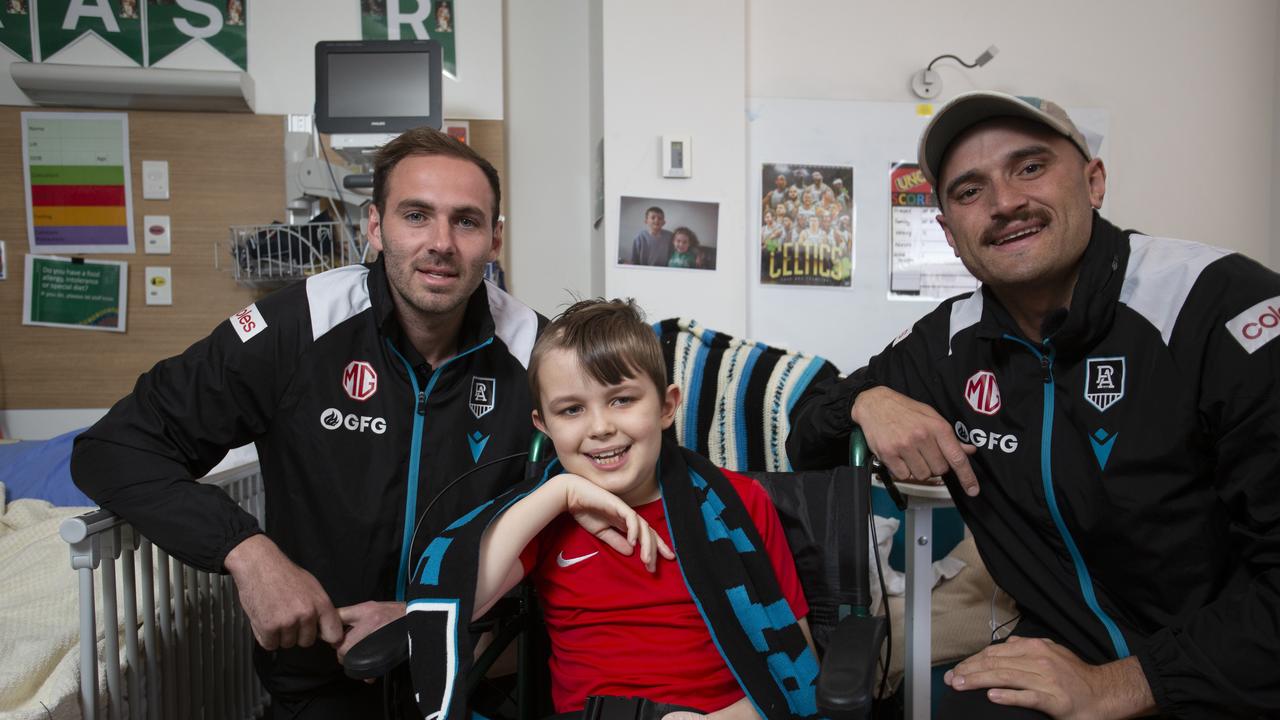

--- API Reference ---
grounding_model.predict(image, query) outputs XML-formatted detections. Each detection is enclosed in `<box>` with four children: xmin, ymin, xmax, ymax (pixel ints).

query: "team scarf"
<box><xmin>403</xmin><ymin>436</ymin><xmax>820</xmax><ymax>720</ymax></box>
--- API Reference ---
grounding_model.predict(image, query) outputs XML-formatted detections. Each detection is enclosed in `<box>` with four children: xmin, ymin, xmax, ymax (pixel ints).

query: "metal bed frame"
<box><xmin>59</xmin><ymin>463</ymin><xmax>268</xmax><ymax>720</ymax></box>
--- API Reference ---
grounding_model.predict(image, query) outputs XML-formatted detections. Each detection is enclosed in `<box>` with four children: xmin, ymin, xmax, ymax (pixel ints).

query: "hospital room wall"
<box><xmin>520</xmin><ymin>0</ymin><xmax>1280</xmax><ymax>372</ymax></box>
<box><xmin>0</xmin><ymin>0</ymin><xmax>504</xmax><ymax>118</ymax></box>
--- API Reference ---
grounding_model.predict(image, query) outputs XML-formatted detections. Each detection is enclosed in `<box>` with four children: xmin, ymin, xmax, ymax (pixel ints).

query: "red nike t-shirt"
<box><xmin>518</xmin><ymin>469</ymin><xmax>809</xmax><ymax>713</ymax></box>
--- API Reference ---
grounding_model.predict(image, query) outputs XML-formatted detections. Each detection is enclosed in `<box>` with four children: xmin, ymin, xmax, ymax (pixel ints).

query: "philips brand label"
<box><xmin>1226</xmin><ymin>296</ymin><xmax>1280</xmax><ymax>354</ymax></box>
<box><xmin>231</xmin><ymin>304</ymin><xmax>267</xmax><ymax>343</ymax></box>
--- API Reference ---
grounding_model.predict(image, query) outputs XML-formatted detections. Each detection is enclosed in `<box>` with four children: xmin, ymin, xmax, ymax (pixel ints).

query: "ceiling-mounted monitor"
<box><xmin>314</xmin><ymin>39</ymin><xmax>442</xmax><ymax>135</ymax></box>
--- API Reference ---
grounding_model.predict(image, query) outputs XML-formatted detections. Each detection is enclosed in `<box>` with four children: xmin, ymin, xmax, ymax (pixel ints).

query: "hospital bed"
<box><xmin>0</xmin><ymin>433</ymin><xmax>266</xmax><ymax>720</ymax></box>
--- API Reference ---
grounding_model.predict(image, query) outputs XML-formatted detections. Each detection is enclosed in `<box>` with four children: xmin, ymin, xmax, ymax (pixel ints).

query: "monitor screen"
<box><xmin>315</xmin><ymin>40</ymin><xmax>442</xmax><ymax>134</ymax></box>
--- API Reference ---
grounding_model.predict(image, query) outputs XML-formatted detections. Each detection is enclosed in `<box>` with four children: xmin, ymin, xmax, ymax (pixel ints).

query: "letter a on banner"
<box><xmin>360</xmin><ymin>0</ymin><xmax>456</xmax><ymax>78</ymax></box>
<box><xmin>38</xmin><ymin>0</ymin><xmax>143</xmax><ymax>65</ymax></box>
<box><xmin>146</xmin><ymin>0</ymin><xmax>246</xmax><ymax>69</ymax></box>
<box><xmin>0</xmin><ymin>1</ymin><xmax>34</xmax><ymax>61</ymax></box>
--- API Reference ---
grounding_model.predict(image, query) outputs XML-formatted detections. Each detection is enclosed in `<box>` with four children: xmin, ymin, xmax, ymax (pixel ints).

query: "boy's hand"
<box><xmin>559</xmin><ymin>474</ymin><xmax>675</xmax><ymax>572</ymax></box>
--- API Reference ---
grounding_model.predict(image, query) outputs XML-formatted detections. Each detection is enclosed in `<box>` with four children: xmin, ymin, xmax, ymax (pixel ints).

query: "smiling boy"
<box><xmin>411</xmin><ymin>298</ymin><xmax>820</xmax><ymax>720</ymax></box>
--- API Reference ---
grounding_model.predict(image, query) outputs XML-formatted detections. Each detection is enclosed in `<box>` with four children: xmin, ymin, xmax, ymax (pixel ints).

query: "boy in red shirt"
<box><xmin>486</xmin><ymin>298</ymin><xmax>816</xmax><ymax>719</ymax></box>
<box><xmin>403</xmin><ymin>299</ymin><xmax>820</xmax><ymax>720</ymax></box>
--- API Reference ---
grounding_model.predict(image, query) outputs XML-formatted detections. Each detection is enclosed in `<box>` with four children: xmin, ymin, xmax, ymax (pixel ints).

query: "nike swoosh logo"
<box><xmin>556</xmin><ymin>551</ymin><xmax>598</xmax><ymax>568</ymax></box>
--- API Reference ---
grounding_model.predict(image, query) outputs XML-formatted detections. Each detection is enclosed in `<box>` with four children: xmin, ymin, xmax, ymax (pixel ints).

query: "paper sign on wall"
<box><xmin>23</xmin><ymin>254</ymin><xmax>128</xmax><ymax>332</ymax></box>
<box><xmin>23</xmin><ymin>0</ymin><xmax>246</xmax><ymax>67</ymax></box>
<box><xmin>888</xmin><ymin>161</ymin><xmax>977</xmax><ymax>300</ymax></box>
<box><xmin>23</xmin><ymin>111</ymin><xmax>135</xmax><ymax>254</ymax></box>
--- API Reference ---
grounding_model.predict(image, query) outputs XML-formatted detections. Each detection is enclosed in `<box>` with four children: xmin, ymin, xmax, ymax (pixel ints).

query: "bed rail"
<box><xmin>60</xmin><ymin>463</ymin><xmax>269</xmax><ymax>720</ymax></box>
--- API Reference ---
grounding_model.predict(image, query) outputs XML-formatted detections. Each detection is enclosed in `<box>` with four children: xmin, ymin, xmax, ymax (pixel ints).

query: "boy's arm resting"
<box><xmin>473</xmin><ymin>473</ymin><xmax>674</xmax><ymax>619</ymax></box>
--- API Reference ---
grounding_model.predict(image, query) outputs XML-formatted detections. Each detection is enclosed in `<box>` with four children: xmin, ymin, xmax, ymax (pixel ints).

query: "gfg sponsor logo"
<box><xmin>1226</xmin><ymin>296</ymin><xmax>1280</xmax><ymax>354</ymax></box>
<box><xmin>320</xmin><ymin>408</ymin><xmax>387</xmax><ymax>434</ymax></box>
<box><xmin>954</xmin><ymin>420</ymin><xmax>1019</xmax><ymax>453</ymax></box>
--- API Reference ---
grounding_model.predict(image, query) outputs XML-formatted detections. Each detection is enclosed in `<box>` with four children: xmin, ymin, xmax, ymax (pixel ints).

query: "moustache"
<box><xmin>983</xmin><ymin>211</ymin><xmax>1050</xmax><ymax>245</ymax></box>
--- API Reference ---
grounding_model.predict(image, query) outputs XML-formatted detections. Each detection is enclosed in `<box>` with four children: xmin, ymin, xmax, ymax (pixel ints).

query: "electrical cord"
<box><xmin>867</xmin><ymin>483</ymin><xmax>892</xmax><ymax>705</ymax></box>
<box><xmin>927</xmin><ymin>53</ymin><xmax>981</xmax><ymax>70</ymax></box>
<box><xmin>310</xmin><ymin>115</ymin><xmax>365</xmax><ymax>262</ymax></box>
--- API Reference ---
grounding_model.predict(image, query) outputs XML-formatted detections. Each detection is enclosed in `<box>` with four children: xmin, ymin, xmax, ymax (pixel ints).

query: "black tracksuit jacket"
<box><xmin>788</xmin><ymin>215</ymin><xmax>1280</xmax><ymax>717</ymax></box>
<box><xmin>72</xmin><ymin>257</ymin><xmax>545</xmax><ymax>693</ymax></box>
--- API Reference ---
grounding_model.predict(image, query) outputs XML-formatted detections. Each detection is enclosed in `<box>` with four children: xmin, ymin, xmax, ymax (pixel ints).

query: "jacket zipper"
<box><xmin>387</xmin><ymin>336</ymin><xmax>496</xmax><ymax>601</ymax></box>
<box><xmin>1004</xmin><ymin>334</ymin><xmax>1131</xmax><ymax>659</ymax></box>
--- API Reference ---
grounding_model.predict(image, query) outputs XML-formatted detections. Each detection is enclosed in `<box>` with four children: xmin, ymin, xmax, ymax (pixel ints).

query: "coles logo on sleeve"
<box><xmin>342</xmin><ymin>360</ymin><xmax>378</xmax><ymax>401</ymax></box>
<box><xmin>230</xmin><ymin>304</ymin><xmax>267</xmax><ymax>343</ymax></box>
<box><xmin>1226</xmin><ymin>295</ymin><xmax>1280</xmax><ymax>354</ymax></box>
<box><xmin>964</xmin><ymin>370</ymin><xmax>1002</xmax><ymax>415</ymax></box>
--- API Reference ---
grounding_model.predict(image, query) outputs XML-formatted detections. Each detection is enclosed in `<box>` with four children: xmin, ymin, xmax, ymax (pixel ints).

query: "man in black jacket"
<box><xmin>73</xmin><ymin>127</ymin><xmax>545</xmax><ymax>717</ymax></box>
<box><xmin>788</xmin><ymin>92</ymin><xmax>1280</xmax><ymax>718</ymax></box>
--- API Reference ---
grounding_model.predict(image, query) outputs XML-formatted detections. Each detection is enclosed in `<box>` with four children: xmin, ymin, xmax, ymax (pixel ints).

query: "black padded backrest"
<box><xmin>739</xmin><ymin>465</ymin><xmax>871</xmax><ymax>657</ymax></box>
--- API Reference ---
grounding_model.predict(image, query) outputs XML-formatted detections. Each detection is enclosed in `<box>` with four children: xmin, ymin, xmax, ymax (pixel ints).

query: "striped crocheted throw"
<box><xmin>655</xmin><ymin>318</ymin><xmax>839</xmax><ymax>472</ymax></box>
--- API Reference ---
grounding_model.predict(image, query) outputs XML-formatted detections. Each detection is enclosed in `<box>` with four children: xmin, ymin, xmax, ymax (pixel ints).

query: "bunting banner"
<box><xmin>361</xmin><ymin>0</ymin><xmax>456</xmax><ymax>78</ymax></box>
<box><xmin>147</xmin><ymin>0</ymin><xmax>247</xmax><ymax>69</ymax></box>
<box><xmin>38</xmin><ymin>0</ymin><xmax>144</xmax><ymax>65</ymax></box>
<box><xmin>0</xmin><ymin>0</ymin><xmax>34</xmax><ymax>61</ymax></box>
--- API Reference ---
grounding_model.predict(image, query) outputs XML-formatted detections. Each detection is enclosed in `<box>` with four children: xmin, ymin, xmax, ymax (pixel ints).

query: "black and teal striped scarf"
<box><xmin>403</xmin><ymin>436</ymin><xmax>820</xmax><ymax>720</ymax></box>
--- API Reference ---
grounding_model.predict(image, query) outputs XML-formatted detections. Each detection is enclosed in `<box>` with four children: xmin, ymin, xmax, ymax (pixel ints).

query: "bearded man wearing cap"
<box><xmin>788</xmin><ymin>92</ymin><xmax>1280</xmax><ymax>719</ymax></box>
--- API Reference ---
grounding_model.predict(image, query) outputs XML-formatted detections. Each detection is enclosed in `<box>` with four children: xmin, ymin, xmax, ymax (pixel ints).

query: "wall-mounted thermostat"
<box><xmin>662</xmin><ymin>135</ymin><xmax>691</xmax><ymax>178</ymax></box>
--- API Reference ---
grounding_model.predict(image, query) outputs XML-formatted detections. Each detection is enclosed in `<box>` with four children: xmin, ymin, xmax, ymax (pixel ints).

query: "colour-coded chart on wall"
<box><xmin>23</xmin><ymin>112</ymin><xmax>135</xmax><ymax>254</ymax></box>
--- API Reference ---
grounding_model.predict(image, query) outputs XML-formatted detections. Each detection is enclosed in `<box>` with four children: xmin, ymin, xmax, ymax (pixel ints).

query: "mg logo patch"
<box><xmin>342</xmin><ymin>360</ymin><xmax>378</xmax><ymax>401</ymax></box>
<box><xmin>964</xmin><ymin>370</ymin><xmax>1002</xmax><ymax>415</ymax></box>
<box><xmin>469</xmin><ymin>377</ymin><xmax>496</xmax><ymax>419</ymax></box>
<box><xmin>1084</xmin><ymin>357</ymin><xmax>1125</xmax><ymax>412</ymax></box>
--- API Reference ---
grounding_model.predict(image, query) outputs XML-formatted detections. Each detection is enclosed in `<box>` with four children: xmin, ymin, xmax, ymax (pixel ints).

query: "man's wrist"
<box><xmin>1100</xmin><ymin>656</ymin><xmax>1157</xmax><ymax>718</ymax></box>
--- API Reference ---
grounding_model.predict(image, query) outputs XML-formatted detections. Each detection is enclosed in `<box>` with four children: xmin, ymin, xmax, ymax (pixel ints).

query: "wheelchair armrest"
<box><xmin>816</xmin><ymin>613</ymin><xmax>888</xmax><ymax>720</ymax></box>
<box><xmin>343</xmin><ymin>614</ymin><xmax>411</xmax><ymax>679</ymax></box>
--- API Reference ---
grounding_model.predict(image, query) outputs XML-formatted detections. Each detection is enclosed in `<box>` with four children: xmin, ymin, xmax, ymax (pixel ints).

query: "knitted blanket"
<box><xmin>655</xmin><ymin>318</ymin><xmax>838</xmax><ymax>473</ymax></box>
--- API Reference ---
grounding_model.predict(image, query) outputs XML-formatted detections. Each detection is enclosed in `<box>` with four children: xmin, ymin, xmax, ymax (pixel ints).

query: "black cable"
<box><xmin>867</xmin><ymin>489</ymin><xmax>892</xmax><ymax>705</ymax></box>
<box><xmin>991</xmin><ymin>613</ymin><xmax>1021</xmax><ymax>643</ymax></box>
<box><xmin>927</xmin><ymin>53</ymin><xmax>980</xmax><ymax>70</ymax></box>
<box><xmin>405</xmin><ymin>451</ymin><xmax>534</xmax><ymax>576</ymax></box>
<box><xmin>311</xmin><ymin>115</ymin><xmax>365</xmax><ymax>259</ymax></box>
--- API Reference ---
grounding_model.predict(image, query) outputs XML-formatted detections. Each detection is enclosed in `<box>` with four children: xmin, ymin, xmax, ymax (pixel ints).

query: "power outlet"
<box><xmin>142</xmin><ymin>160</ymin><xmax>170</xmax><ymax>200</ymax></box>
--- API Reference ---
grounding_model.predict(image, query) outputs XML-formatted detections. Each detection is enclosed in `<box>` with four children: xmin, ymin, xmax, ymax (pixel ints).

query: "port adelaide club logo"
<box><xmin>1084</xmin><ymin>357</ymin><xmax>1125</xmax><ymax>412</ymax></box>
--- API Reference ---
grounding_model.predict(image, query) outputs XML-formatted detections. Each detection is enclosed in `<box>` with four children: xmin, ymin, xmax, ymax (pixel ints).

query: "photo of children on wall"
<box><xmin>617</xmin><ymin>196</ymin><xmax>719</xmax><ymax>271</ymax></box>
<box><xmin>759</xmin><ymin>162</ymin><xmax>853</xmax><ymax>287</ymax></box>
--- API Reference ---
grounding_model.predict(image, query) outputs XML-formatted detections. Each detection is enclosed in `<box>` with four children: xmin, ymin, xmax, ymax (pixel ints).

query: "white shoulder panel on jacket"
<box><xmin>1119</xmin><ymin>234</ymin><xmax>1231</xmax><ymax>346</ymax></box>
<box><xmin>486</xmin><ymin>280</ymin><xmax>538</xmax><ymax>368</ymax></box>
<box><xmin>306</xmin><ymin>264</ymin><xmax>373</xmax><ymax>342</ymax></box>
<box><xmin>948</xmin><ymin>291</ymin><xmax>984</xmax><ymax>355</ymax></box>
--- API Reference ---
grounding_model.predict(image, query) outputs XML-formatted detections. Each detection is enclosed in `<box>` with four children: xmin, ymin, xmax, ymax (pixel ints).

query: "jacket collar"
<box><xmin>369</xmin><ymin>255</ymin><xmax>497</xmax><ymax>371</ymax></box>
<box><xmin>971</xmin><ymin>212</ymin><xmax>1131</xmax><ymax>356</ymax></box>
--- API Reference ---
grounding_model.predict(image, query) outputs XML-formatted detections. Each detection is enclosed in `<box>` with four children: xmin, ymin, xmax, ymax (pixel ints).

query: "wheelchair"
<box><xmin>343</xmin><ymin>430</ymin><xmax>889</xmax><ymax>720</ymax></box>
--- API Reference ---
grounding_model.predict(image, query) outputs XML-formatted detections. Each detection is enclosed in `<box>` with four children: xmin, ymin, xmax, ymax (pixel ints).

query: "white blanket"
<box><xmin>0</xmin><ymin>482</ymin><xmax>126</xmax><ymax>720</ymax></box>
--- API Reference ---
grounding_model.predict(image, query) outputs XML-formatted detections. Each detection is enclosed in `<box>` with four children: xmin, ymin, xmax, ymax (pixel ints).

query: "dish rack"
<box><xmin>219</xmin><ymin>222</ymin><xmax>366</xmax><ymax>289</ymax></box>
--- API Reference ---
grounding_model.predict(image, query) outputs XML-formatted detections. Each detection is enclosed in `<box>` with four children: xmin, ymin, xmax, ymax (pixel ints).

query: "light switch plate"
<box><xmin>142</xmin><ymin>160</ymin><xmax>170</xmax><ymax>200</ymax></box>
<box><xmin>143</xmin><ymin>215</ymin><xmax>171</xmax><ymax>254</ymax></box>
<box><xmin>145</xmin><ymin>266</ymin><xmax>173</xmax><ymax>305</ymax></box>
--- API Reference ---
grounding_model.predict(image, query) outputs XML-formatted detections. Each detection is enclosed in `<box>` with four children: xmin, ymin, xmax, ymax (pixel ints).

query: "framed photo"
<box><xmin>617</xmin><ymin>196</ymin><xmax>718</xmax><ymax>271</ymax></box>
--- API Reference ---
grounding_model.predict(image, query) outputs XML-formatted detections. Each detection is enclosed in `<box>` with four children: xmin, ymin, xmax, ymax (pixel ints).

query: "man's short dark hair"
<box><xmin>645</xmin><ymin>206</ymin><xmax>665</xmax><ymax>218</ymax></box>
<box><xmin>528</xmin><ymin>298</ymin><xmax>666</xmax><ymax>413</ymax></box>
<box><xmin>372</xmin><ymin>126</ymin><xmax>502</xmax><ymax>227</ymax></box>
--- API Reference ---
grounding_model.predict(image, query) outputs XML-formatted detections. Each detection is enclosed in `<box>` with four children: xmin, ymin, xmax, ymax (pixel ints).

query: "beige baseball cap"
<box><xmin>919</xmin><ymin>91</ymin><xmax>1091</xmax><ymax>190</ymax></box>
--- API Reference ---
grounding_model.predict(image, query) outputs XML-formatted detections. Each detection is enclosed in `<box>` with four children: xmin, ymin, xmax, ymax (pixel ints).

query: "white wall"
<box><xmin>0</xmin><ymin>0</ymin><xmax>504</xmax><ymax>118</ymax></box>
<box><xmin>601</xmin><ymin>0</ymin><xmax>748</xmax><ymax>335</ymax></box>
<box><xmin>503</xmin><ymin>0</ymin><xmax>603</xmax><ymax>316</ymax></box>
<box><xmin>1273</xmin><ymin>8</ymin><xmax>1280</xmax><ymax>270</ymax></box>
